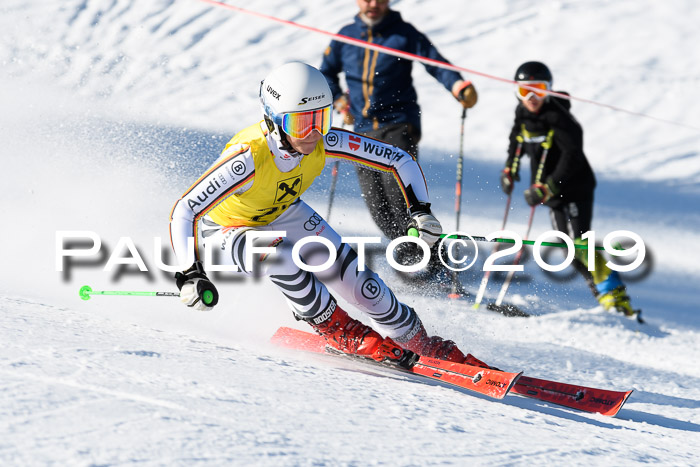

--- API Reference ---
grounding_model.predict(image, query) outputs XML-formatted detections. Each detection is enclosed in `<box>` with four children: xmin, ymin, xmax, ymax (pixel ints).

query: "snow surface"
<box><xmin>1</xmin><ymin>0</ymin><xmax>699</xmax><ymax>465</ymax></box>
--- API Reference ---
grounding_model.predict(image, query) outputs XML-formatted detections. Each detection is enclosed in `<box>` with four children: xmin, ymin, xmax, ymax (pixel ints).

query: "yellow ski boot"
<box><xmin>597</xmin><ymin>286</ymin><xmax>643</xmax><ymax>322</ymax></box>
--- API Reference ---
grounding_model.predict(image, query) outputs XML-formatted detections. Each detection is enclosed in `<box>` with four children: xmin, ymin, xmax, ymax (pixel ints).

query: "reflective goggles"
<box><xmin>516</xmin><ymin>81</ymin><xmax>550</xmax><ymax>100</ymax></box>
<box><xmin>274</xmin><ymin>106</ymin><xmax>332</xmax><ymax>139</ymax></box>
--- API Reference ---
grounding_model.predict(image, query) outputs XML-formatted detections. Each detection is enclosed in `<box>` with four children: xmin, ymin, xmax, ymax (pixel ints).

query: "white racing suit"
<box><xmin>169</xmin><ymin>121</ymin><xmax>431</xmax><ymax>341</ymax></box>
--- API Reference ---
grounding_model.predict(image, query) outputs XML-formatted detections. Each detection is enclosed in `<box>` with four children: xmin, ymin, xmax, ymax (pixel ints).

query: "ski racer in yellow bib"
<box><xmin>203</xmin><ymin>123</ymin><xmax>323</xmax><ymax>228</ymax></box>
<box><xmin>169</xmin><ymin>62</ymin><xmax>491</xmax><ymax>368</ymax></box>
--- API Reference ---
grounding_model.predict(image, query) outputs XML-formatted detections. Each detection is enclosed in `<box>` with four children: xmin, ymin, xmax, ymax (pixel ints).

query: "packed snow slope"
<box><xmin>1</xmin><ymin>0</ymin><xmax>699</xmax><ymax>465</ymax></box>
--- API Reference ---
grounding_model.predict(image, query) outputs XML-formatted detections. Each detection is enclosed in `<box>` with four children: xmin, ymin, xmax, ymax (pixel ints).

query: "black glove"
<box><xmin>500</xmin><ymin>167</ymin><xmax>519</xmax><ymax>195</ymax></box>
<box><xmin>175</xmin><ymin>261</ymin><xmax>219</xmax><ymax>311</ymax></box>
<box><xmin>523</xmin><ymin>183</ymin><xmax>552</xmax><ymax>206</ymax></box>
<box><xmin>407</xmin><ymin>203</ymin><xmax>442</xmax><ymax>247</ymax></box>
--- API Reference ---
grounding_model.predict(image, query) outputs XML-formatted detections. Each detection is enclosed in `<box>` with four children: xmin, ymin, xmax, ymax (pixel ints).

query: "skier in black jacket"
<box><xmin>501</xmin><ymin>61</ymin><xmax>640</xmax><ymax>319</ymax></box>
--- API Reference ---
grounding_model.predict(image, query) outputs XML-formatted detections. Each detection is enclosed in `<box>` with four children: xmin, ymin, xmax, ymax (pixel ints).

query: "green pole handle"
<box><xmin>202</xmin><ymin>289</ymin><xmax>215</xmax><ymax>306</ymax></box>
<box><xmin>79</xmin><ymin>285</ymin><xmax>180</xmax><ymax>301</ymax></box>
<box><xmin>403</xmin><ymin>233</ymin><xmax>622</xmax><ymax>251</ymax></box>
<box><xmin>439</xmin><ymin>234</ymin><xmax>621</xmax><ymax>251</ymax></box>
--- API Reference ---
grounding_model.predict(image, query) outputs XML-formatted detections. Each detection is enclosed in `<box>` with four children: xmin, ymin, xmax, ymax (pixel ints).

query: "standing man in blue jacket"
<box><xmin>320</xmin><ymin>0</ymin><xmax>477</xmax><ymax>275</ymax></box>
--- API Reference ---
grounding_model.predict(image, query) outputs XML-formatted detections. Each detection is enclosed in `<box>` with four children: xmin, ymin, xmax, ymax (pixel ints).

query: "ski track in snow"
<box><xmin>2</xmin><ymin>297</ymin><xmax>699</xmax><ymax>465</ymax></box>
<box><xmin>1</xmin><ymin>0</ymin><xmax>700</xmax><ymax>464</ymax></box>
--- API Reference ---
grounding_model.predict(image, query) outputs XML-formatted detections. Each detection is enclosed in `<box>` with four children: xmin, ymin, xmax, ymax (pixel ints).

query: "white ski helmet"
<box><xmin>260</xmin><ymin>62</ymin><xmax>333</xmax><ymax>141</ymax></box>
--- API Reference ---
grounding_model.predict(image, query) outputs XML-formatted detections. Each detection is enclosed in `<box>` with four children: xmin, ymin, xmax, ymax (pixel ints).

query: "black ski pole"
<box><xmin>448</xmin><ymin>108</ymin><xmax>467</xmax><ymax>299</ymax></box>
<box><xmin>494</xmin><ymin>130</ymin><xmax>553</xmax><ymax>307</ymax></box>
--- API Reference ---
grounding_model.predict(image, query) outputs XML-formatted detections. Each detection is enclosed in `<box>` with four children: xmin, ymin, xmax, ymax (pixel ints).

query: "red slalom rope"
<box><xmin>197</xmin><ymin>0</ymin><xmax>700</xmax><ymax>132</ymax></box>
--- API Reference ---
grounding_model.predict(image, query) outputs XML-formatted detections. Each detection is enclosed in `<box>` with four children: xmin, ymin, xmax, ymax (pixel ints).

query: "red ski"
<box><xmin>270</xmin><ymin>326</ymin><xmax>521</xmax><ymax>400</ymax></box>
<box><xmin>270</xmin><ymin>326</ymin><xmax>632</xmax><ymax>416</ymax></box>
<box><xmin>512</xmin><ymin>376</ymin><xmax>633</xmax><ymax>417</ymax></box>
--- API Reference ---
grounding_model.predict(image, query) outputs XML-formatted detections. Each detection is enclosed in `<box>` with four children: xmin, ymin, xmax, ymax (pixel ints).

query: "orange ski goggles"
<box><xmin>516</xmin><ymin>81</ymin><xmax>550</xmax><ymax>100</ymax></box>
<box><xmin>275</xmin><ymin>106</ymin><xmax>333</xmax><ymax>139</ymax></box>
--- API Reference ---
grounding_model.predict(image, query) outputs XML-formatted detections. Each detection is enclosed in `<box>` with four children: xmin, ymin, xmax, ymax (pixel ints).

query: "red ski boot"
<box><xmin>398</xmin><ymin>321</ymin><xmax>491</xmax><ymax>368</ymax></box>
<box><xmin>463</xmin><ymin>353</ymin><xmax>491</xmax><ymax>369</ymax></box>
<box><xmin>370</xmin><ymin>337</ymin><xmax>420</xmax><ymax>369</ymax></box>
<box><xmin>307</xmin><ymin>299</ymin><xmax>384</xmax><ymax>356</ymax></box>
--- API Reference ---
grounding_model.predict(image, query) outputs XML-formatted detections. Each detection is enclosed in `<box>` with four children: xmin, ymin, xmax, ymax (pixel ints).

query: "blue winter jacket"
<box><xmin>320</xmin><ymin>10</ymin><xmax>463</xmax><ymax>133</ymax></box>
